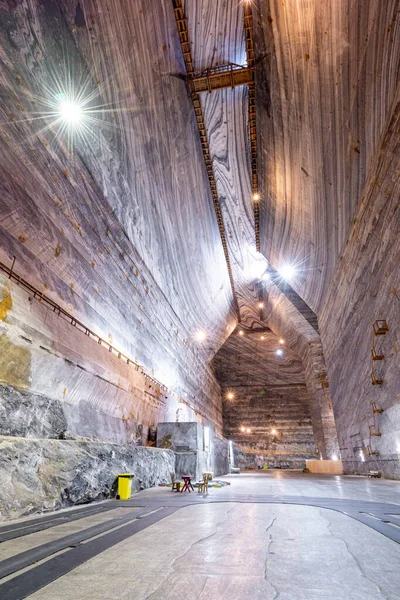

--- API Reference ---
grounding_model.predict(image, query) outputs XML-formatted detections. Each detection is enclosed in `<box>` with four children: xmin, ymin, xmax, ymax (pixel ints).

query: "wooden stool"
<box><xmin>197</xmin><ymin>472</ymin><xmax>212</xmax><ymax>494</ymax></box>
<box><xmin>170</xmin><ymin>473</ymin><xmax>183</xmax><ymax>492</ymax></box>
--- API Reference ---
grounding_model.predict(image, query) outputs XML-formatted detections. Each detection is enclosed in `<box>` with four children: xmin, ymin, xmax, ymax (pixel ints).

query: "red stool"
<box><xmin>180</xmin><ymin>475</ymin><xmax>194</xmax><ymax>493</ymax></box>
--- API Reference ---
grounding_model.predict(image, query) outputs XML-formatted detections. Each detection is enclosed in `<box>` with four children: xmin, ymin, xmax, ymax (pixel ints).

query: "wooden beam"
<box><xmin>243</xmin><ymin>3</ymin><xmax>260</xmax><ymax>252</ymax></box>
<box><xmin>188</xmin><ymin>64</ymin><xmax>254</xmax><ymax>93</ymax></box>
<box><xmin>172</xmin><ymin>0</ymin><xmax>240</xmax><ymax>320</ymax></box>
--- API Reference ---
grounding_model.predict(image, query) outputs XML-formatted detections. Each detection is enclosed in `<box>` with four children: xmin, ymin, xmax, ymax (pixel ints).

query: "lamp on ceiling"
<box><xmin>195</xmin><ymin>330</ymin><xmax>207</xmax><ymax>342</ymax></box>
<box><xmin>58</xmin><ymin>98</ymin><xmax>83</xmax><ymax>125</ymax></box>
<box><xmin>279</xmin><ymin>263</ymin><xmax>296</xmax><ymax>281</ymax></box>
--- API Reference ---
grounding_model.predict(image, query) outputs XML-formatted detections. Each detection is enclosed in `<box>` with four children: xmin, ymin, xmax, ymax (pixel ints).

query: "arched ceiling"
<box><xmin>0</xmin><ymin>0</ymin><xmax>398</xmax><ymax>385</ymax></box>
<box><xmin>172</xmin><ymin>0</ymin><xmax>400</xmax><ymax>357</ymax></box>
<box><xmin>256</xmin><ymin>0</ymin><xmax>400</xmax><ymax>313</ymax></box>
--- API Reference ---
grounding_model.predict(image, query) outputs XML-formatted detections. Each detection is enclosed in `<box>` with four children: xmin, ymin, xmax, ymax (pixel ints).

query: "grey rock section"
<box><xmin>303</xmin><ymin>343</ymin><xmax>340</xmax><ymax>460</ymax></box>
<box><xmin>223</xmin><ymin>385</ymin><xmax>317</xmax><ymax>464</ymax></box>
<box><xmin>213</xmin><ymin>437</ymin><xmax>229</xmax><ymax>477</ymax></box>
<box><xmin>0</xmin><ymin>384</ymin><xmax>67</xmax><ymax>439</ymax></box>
<box><xmin>157</xmin><ymin>422</ymin><xmax>200</xmax><ymax>451</ymax></box>
<box><xmin>157</xmin><ymin>422</ymin><xmax>229</xmax><ymax>479</ymax></box>
<box><xmin>233</xmin><ymin>444</ymin><xmax>308</xmax><ymax>470</ymax></box>
<box><xmin>320</xmin><ymin>94</ymin><xmax>400</xmax><ymax>479</ymax></box>
<box><xmin>0</xmin><ymin>436</ymin><xmax>174</xmax><ymax>521</ymax></box>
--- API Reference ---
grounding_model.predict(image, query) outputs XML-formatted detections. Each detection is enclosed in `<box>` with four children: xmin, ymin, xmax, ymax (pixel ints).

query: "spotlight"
<box><xmin>279</xmin><ymin>263</ymin><xmax>296</xmax><ymax>281</ymax></box>
<box><xmin>279</xmin><ymin>339</ymin><xmax>285</xmax><ymax>344</ymax></box>
<box><xmin>240</xmin><ymin>426</ymin><xmax>246</xmax><ymax>432</ymax></box>
<box><xmin>195</xmin><ymin>330</ymin><xmax>207</xmax><ymax>342</ymax></box>
<box><xmin>252</xmin><ymin>192</ymin><xmax>261</xmax><ymax>202</ymax></box>
<box><xmin>332</xmin><ymin>454</ymin><xmax>338</xmax><ymax>461</ymax></box>
<box><xmin>258</xmin><ymin>302</ymin><xmax>264</xmax><ymax>309</ymax></box>
<box><xmin>275</xmin><ymin>349</ymin><xmax>283</xmax><ymax>357</ymax></box>
<box><xmin>271</xmin><ymin>429</ymin><xmax>277</xmax><ymax>435</ymax></box>
<box><xmin>246</xmin><ymin>427</ymin><xmax>251</xmax><ymax>433</ymax></box>
<box><xmin>227</xmin><ymin>392</ymin><xmax>234</xmax><ymax>400</ymax></box>
<box><xmin>260</xmin><ymin>335</ymin><xmax>265</xmax><ymax>340</ymax></box>
<box><xmin>58</xmin><ymin>98</ymin><xmax>83</xmax><ymax>125</ymax></box>
<box><xmin>238</xmin><ymin>330</ymin><xmax>244</xmax><ymax>336</ymax></box>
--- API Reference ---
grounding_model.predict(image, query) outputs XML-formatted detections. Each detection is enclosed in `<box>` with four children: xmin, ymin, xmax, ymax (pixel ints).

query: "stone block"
<box><xmin>306</xmin><ymin>459</ymin><xmax>343</xmax><ymax>474</ymax></box>
<box><xmin>0</xmin><ymin>384</ymin><xmax>67</xmax><ymax>438</ymax></box>
<box><xmin>0</xmin><ymin>436</ymin><xmax>174</xmax><ymax>521</ymax></box>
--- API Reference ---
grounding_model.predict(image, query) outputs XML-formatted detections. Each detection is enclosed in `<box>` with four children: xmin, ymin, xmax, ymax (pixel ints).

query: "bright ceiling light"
<box><xmin>195</xmin><ymin>330</ymin><xmax>207</xmax><ymax>342</ymax></box>
<box><xmin>246</xmin><ymin>427</ymin><xmax>251</xmax><ymax>433</ymax></box>
<box><xmin>227</xmin><ymin>392</ymin><xmax>234</xmax><ymax>400</ymax></box>
<box><xmin>279</xmin><ymin>339</ymin><xmax>285</xmax><ymax>344</ymax></box>
<box><xmin>275</xmin><ymin>348</ymin><xmax>283</xmax><ymax>357</ymax></box>
<box><xmin>279</xmin><ymin>263</ymin><xmax>296</xmax><ymax>281</ymax></box>
<box><xmin>252</xmin><ymin>192</ymin><xmax>261</xmax><ymax>202</ymax></box>
<box><xmin>271</xmin><ymin>428</ymin><xmax>277</xmax><ymax>435</ymax></box>
<box><xmin>258</xmin><ymin>302</ymin><xmax>264</xmax><ymax>309</ymax></box>
<box><xmin>239</xmin><ymin>330</ymin><xmax>244</xmax><ymax>336</ymax></box>
<box><xmin>240</xmin><ymin>426</ymin><xmax>246</xmax><ymax>432</ymax></box>
<box><xmin>58</xmin><ymin>98</ymin><xmax>83</xmax><ymax>125</ymax></box>
<box><xmin>260</xmin><ymin>335</ymin><xmax>265</xmax><ymax>340</ymax></box>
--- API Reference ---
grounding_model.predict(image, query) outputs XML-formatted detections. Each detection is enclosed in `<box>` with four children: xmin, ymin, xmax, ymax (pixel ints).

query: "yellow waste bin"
<box><xmin>117</xmin><ymin>473</ymin><xmax>134</xmax><ymax>500</ymax></box>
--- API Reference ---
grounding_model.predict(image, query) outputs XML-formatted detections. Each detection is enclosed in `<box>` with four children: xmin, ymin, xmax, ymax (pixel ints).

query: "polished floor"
<box><xmin>1</xmin><ymin>472</ymin><xmax>400</xmax><ymax>599</ymax></box>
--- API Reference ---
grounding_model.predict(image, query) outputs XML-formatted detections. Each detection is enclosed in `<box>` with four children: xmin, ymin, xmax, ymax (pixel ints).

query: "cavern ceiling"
<box><xmin>0</xmin><ymin>0</ymin><xmax>398</xmax><ymax>371</ymax></box>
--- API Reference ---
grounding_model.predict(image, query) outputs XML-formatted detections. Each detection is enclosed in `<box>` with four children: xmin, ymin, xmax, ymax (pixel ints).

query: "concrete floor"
<box><xmin>3</xmin><ymin>472</ymin><xmax>400</xmax><ymax>599</ymax></box>
<box><xmin>136</xmin><ymin>470</ymin><xmax>400</xmax><ymax>505</ymax></box>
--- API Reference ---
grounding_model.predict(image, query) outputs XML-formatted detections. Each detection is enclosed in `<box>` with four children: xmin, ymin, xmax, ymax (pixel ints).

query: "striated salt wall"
<box><xmin>320</xmin><ymin>93</ymin><xmax>400</xmax><ymax>479</ymax></box>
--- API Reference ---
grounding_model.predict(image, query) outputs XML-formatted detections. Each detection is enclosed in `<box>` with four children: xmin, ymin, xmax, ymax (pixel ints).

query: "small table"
<box><xmin>180</xmin><ymin>475</ymin><xmax>194</xmax><ymax>493</ymax></box>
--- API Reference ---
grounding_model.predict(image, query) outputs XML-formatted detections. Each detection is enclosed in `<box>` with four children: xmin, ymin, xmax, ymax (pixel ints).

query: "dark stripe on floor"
<box><xmin>0</xmin><ymin>509</ymin><xmax>148</xmax><ymax>579</ymax></box>
<box><xmin>0</xmin><ymin>504</ymin><xmax>118</xmax><ymax>542</ymax></box>
<box><xmin>0</xmin><ymin>507</ymin><xmax>178</xmax><ymax>600</ymax></box>
<box><xmin>118</xmin><ymin>495</ymin><xmax>400</xmax><ymax>543</ymax></box>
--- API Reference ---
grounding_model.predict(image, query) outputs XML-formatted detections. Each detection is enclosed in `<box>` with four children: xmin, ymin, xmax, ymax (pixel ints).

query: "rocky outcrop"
<box><xmin>0</xmin><ymin>384</ymin><xmax>67</xmax><ymax>439</ymax></box>
<box><xmin>0</xmin><ymin>436</ymin><xmax>174</xmax><ymax>521</ymax></box>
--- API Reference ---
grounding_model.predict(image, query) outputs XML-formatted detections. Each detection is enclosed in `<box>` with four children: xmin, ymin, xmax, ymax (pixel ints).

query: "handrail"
<box><xmin>0</xmin><ymin>258</ymin><xmax>220</xmax><ymax>424</ymax></box>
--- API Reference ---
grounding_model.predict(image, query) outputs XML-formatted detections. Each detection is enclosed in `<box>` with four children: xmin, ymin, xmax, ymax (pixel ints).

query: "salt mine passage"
<box><xmin>0</xmin><ymin>0</ymin><xmax>399</xmax><ymax>598</ymax></box>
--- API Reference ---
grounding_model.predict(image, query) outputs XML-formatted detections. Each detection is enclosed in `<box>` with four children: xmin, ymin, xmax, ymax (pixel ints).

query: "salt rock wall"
<box><xmin>0</xmin><ymin>274</ymin><xmax>222</xmax><ymax>443</ymax></box>
<box><xmin>320</xmin><ymin>94</ymin><xmax>400</xmax><ymax>479</ymax></box>
<box><xmin>156</xmin><ymin>421</ymin><xmax>229</xmax><ymax>479</ymax></box>
<box><xmin>0</xmin><ymin>435</ymin><xmax>174</xmax><ymax>521</ymax></box>
<box><xmin>256</xmin><ymin>0</ymin><xmax>400</xmax><ymax>313</ymax></box>
<box><xmin>0</xmin><ymin>0</ymin><xmax>235</xmax><ymax>435</ymax></box>
<box><xmin>224</xmin><ymin>385</ymin><xmax>316</xmax><ymax>469</ymax></box>
<box><xmin>215</xmin><ymin>331</ymin><xmax>317</xmax><ymax>467</ymax></box>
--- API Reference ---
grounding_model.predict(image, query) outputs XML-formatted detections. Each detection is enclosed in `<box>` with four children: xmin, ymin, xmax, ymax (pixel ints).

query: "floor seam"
<box><xmin>318</xmin><ymin>509</ymin><xmax>391</xmax><ymax>600</ymax></box>
<box><xmin>144</xmin><ymin>505</ymin><xmax>237</xmax><ymax>600</ymax></box>
<box><xmin>264</xmin><ymin>516</ymin><xmax>279</xmax><ymax>599</ymax></box>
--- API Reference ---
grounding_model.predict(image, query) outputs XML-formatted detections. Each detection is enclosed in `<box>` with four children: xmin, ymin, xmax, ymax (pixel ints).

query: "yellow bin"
<box><xmin>117</xmin><ymin>473</ymin><xmax>134</xmax><ymax>500</ymax></box>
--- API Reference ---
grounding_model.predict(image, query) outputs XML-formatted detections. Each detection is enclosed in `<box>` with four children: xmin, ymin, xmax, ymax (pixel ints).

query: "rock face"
<box><xmin>215</xmin><ymin>332</ymin><xmax>317</xmax><ymax>467</ymax></box>
<box><xmin>320</xmin><ymin>96</ymin><xmax>400</xmax><ymax>479</ymax></box>
<box><xmin>0</xmin><ymin>384</ymin><xmax>67</xmax><ymax>439</ymax></box>
<box><xmin>0</xmin><ymin>436</ymin><xmax>174</xmax><ymax>521</ymax></box>
<box><xmin>0</xmin><ymin>0</ymin><xmax>234</xmax><ymax>432</ymax></box>
<box><xmin>224</xmin><ymin>386</ymin><xmax>317</xmax><ymax>469</ymax></box>
<box><xmin>157</xmin><ymin>422</ymin><xmax>229</xmax><ymax>479</ymax></box>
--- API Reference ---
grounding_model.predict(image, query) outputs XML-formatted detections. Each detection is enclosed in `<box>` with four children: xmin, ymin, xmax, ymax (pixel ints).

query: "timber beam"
<box><xmin>243</xmin><ymin>3</ymin><xmax>260</xmax><ymax>252</ymax></box>
<box><xmin>188</xmin><ymin>64</ymin><xmax>254</xmax><ymax>93</ymax></box>
<box><xmin>172</xmin><ymin>0</ymin><xmax>240</xmax><ymax>320</ymax></box>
